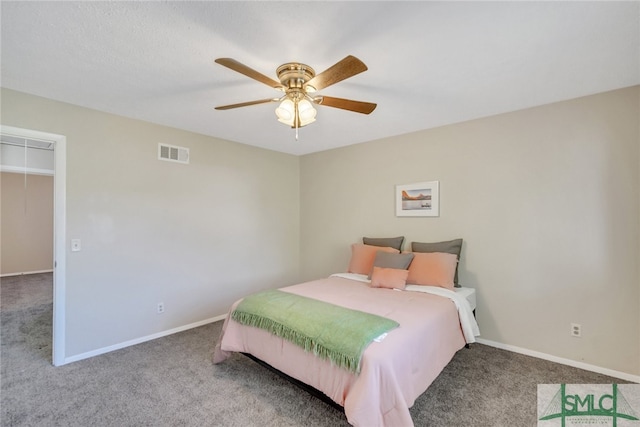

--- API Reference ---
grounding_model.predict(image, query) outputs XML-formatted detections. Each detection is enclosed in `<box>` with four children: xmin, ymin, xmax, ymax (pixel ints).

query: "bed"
<box><xmin>213</xmin><ymin>271</ymin><xmax>479</xmax><ymax>426</ymax></box>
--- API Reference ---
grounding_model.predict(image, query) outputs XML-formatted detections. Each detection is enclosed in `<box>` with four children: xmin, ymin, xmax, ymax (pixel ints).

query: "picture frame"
<box><xmin>396</xmin><ymin>181</ymin><xmax>439</xmax><ymax>217</ymax></box>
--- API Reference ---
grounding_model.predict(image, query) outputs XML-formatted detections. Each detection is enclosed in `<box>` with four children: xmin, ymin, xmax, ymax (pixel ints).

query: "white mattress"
<box><xmin>455</xmin><ymin>287</ymin><xmax>476</xmax><ymax>311</ymax></box>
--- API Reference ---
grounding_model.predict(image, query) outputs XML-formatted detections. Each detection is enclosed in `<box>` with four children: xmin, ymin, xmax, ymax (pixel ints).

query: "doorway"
<box><xmin>0</xmin><ymin>125</ymin><xmax>66</xmax><ymax>366</ymax></box>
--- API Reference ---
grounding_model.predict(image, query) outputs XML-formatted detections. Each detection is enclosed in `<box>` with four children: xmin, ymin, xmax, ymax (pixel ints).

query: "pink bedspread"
<box><xmin>213</xmin><ymin>275</ymin><xmax>466</xmax><ymax>427</ymax></box>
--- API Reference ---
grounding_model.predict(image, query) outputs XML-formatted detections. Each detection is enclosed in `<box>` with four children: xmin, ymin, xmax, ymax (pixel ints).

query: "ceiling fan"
<box><xmin>214</xmin><ymin>55</ymin><xmax>376</xmax><ymax>139</ymax></box>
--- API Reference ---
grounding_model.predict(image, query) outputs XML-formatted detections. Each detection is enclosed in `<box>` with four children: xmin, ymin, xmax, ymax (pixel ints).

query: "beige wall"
<box><xmin>1</xmin><ymin>88</ymin><xmax>300</xmax><ymax>358</ymax></box>
<box><xmin>301</xmin><ymin>86</ymin><xmax>640</xmax><ymax>376</ymax></box>
<box><xmin>1</xmin><ymin>172</ymin><xmax>54</xmax><ymax>275</ymax></box>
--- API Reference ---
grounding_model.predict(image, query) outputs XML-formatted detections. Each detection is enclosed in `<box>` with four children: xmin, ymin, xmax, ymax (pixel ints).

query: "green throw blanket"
<box><xmin>231</xmin><ymin>290</ymin><xmax>399</xmax><ymax>374</ymax></box>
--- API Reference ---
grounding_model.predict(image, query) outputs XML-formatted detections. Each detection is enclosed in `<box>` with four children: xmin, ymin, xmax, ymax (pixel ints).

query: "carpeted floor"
<box><xmin>0</xmin><ymin>273</ymin><xmax>629</xmax><ymax>426</ymax></box>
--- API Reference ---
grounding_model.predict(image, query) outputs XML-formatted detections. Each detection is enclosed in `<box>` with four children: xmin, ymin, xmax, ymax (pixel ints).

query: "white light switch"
<box><xmin>71</xmin><ymin>239</ymin><xmax>81</xmax><ymax>252</ymax></box>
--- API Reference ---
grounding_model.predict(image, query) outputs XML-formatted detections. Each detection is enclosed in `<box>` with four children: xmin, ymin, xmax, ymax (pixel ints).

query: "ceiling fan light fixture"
<box><xmin>275</xmin><ymin>99</ymin><xmax>295</xmax><ymax>124</ymax></box>
<box><xmin>275</xmin><ymin>98</ymin><xmax>316</xmax><ymax>127</ymax></box>
<box><xmin>297</xmin><ymin>99</ymin><xmax>317</xmax><ymax>125</ymax></box>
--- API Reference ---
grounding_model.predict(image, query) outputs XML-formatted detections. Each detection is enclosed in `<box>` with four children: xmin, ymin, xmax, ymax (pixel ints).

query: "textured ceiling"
<box><xmin>1</xmin><ymin>1</ymin><xmax>638</xmax><ymax>156</ymax></box>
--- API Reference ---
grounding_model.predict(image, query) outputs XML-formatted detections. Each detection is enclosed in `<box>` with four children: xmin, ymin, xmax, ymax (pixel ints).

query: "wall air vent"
<box><xmin>158</xmin><ymin>143</ymin><xmax>189</xmax><ymax>164</ymax></box>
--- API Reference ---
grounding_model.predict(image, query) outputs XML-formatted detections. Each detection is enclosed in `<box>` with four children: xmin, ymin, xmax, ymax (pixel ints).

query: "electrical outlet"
<box><xmin>157</xmin><ymin>303</ymin><xmax>165</xmax><ymax>314</ymax></box>
<box><xmin>571</xmin><ymin>323</ymin><xmax>581</xmax><ymax>337</ymax></box>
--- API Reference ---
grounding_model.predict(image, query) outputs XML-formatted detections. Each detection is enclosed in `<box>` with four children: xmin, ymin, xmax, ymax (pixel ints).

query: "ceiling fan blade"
<box><xmin>305</xmin><ymin>56</ymin><xmax>368</xmax><ymax>92</ymax></box>
<box><xmin>316</xmin><ymin>96</ymin><xmax>377</xmax><ymax>114</ymax></box>
<box><xmin>215</xmin><ymin>98</ymin><xmax>277</xmax><ymax>110</ymax></box>
<box><xmin>215</xmin><ymin>58</ymin><xmax>283</xmax><ymax>89</ymax></box>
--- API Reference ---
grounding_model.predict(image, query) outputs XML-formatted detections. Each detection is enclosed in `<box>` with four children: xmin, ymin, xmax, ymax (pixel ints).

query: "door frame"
<box><xmin>0</xmin><ymin>125</ymin><xmax>67</xmax><ymax>366</ymax></box>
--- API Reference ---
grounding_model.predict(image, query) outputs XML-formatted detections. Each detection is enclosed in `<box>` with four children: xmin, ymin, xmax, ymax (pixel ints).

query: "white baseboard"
<box><xmin>63</xmin><ymin>314</ymin><xmax>228</xmax><ymax>365</ymax></box>
<box><xmin>476</xmin><ymin>338</ymin><xmax>640</xmax><ymax>383</ymax></box>
<box><xmin>1</xmin><ymin>270</ymin><xmax>54</xmax><ymax>278</ymax></box>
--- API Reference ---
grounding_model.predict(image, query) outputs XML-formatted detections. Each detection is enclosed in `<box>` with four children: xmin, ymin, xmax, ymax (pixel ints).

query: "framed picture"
<box><xmin>396</xmin><ymin>181</ymin><xmax>439</xmax><ymax>217</ymax></box>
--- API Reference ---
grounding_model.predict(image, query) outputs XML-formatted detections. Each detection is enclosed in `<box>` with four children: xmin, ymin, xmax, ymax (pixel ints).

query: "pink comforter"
<box><xmin>213</xmin><ymin>275</ymin><xmax>466</xmax><ymax>427</ymax></box>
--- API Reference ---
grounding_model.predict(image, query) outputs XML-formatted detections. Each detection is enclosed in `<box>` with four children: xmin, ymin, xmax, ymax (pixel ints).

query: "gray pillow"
<box><xmin>368</xmin><ymin>251</ymin><xmax>414</xmax><ymax>279</ymax></box>
<box><xmin>411</xmin><ymin>239</ymin><xmax>463</xmax><ymax>286</ymax></box>
<box><xmin>363</xmin><ymin>236</ymin><xmax>405</xmax><ymax>252</ymax></box>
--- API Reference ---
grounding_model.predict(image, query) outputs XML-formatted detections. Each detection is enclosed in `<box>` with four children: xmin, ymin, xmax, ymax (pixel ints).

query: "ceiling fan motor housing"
<box><xmin>277</xmin><ymin>63</ymin><xmax>316</xmax><ymax>92</ymax></box>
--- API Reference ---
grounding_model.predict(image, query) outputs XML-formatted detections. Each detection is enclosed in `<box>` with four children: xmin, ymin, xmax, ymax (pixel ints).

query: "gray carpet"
<box><xmin>1</xmin><ymin>273</ymin><xmax>630</xmax><ymax>427</ymax></box>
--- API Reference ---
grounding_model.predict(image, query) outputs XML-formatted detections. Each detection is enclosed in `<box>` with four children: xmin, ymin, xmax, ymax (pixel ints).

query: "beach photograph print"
<box><xmin>396</xmin><ymin>181</ymin><xmax>439</xmax><ymax>217</ymax></box>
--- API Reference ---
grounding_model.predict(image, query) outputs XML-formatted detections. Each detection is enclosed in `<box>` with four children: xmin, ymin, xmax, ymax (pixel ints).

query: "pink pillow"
<box><xmin>370</xmin><ymin>266</ymin><xmax>409</xmax><ymax>290</ymax></box>
<box><xmin>347</xmin><ymin>244</ymin><xmax>400</xmax><ymax>275</ymax></box>
<box><xmin>406</xmin><ymin>252</ymin><xmax>457</xmax><ymax>289</ymax></box>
